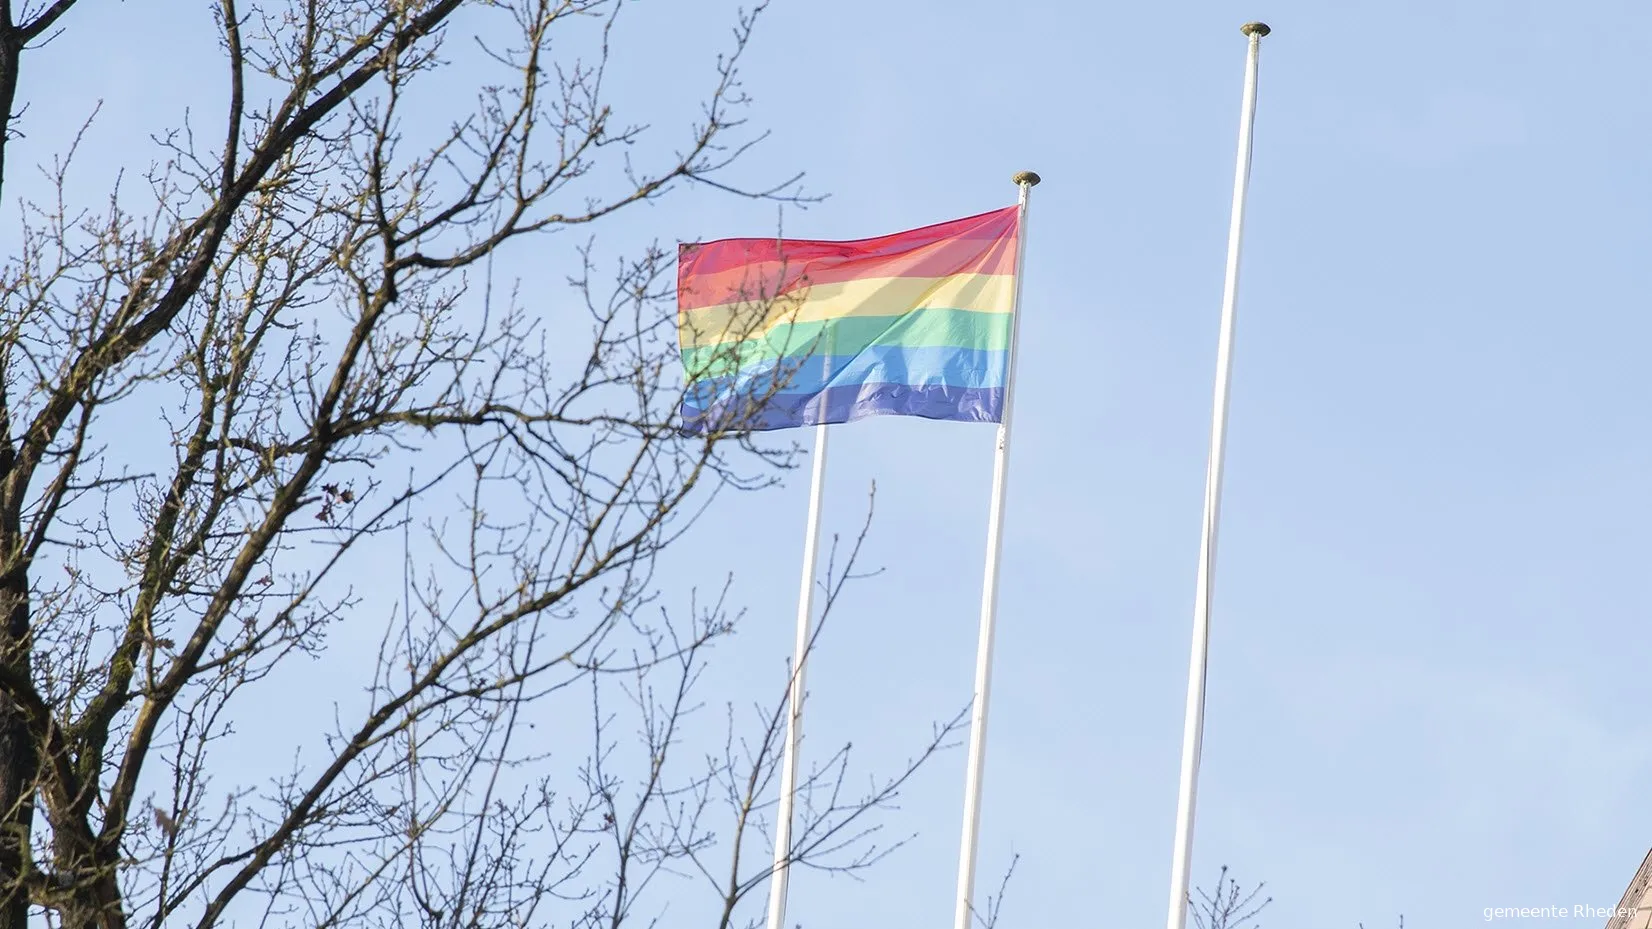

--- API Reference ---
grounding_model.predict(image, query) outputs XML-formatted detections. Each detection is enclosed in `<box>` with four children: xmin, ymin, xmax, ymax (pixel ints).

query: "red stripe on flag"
<box><xmin>677</xmin><ymin>206</ymin><xmax>1018</xmax><ymax>312</ymax></box>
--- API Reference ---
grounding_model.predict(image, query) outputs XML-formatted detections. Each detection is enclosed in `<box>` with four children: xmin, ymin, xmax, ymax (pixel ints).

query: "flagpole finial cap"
<box><xmin>1241</xmin><ymin>22</ymin><xmax>1271</xmax><ymax>37</ymax></box>
<box><xmin>1012</xmin><ymin>171</ymin><xmax>1041</xmax><ymax>187</ymax></box>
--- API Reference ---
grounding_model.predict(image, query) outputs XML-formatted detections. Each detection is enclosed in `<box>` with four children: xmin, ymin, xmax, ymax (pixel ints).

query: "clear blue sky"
<box><xmin>14</xmin><ymin>1</ymin><xmax>1652</xmax><ymax>927</ymax></box>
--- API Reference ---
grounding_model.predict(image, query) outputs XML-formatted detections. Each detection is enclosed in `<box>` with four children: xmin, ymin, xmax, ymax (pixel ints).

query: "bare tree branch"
<box><xmin>0</xmin><ymin>4</ymin><xmax>944</xmax><ymax>929</ymax></box>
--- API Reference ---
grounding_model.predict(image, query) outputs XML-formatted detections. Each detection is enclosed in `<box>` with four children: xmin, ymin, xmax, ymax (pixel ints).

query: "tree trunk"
<box><xmin>0</xmin><ymin>21</ymin><xmax>36</xmax><ymax>929</ymax></box>
<box><xmin>0</xmin><ymin>520</ymin><xmax>36</xmax><ymax>929</ymax></box>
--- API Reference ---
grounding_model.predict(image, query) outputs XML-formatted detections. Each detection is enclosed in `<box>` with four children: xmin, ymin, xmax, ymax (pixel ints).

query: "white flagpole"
<box><xmin>766</xmin><ymin>421</ymin><xmax>829</xmax><ymax>929</ymax></box>
<box><xmin>953</xmin><ymin>169</ymin><xmax>1040</xmax><ymax>929</ymax></box>
<box><xmin>1164</xmin><ymin>22</ymin><xmax>1269</xmax><ymax>929</ymax></box>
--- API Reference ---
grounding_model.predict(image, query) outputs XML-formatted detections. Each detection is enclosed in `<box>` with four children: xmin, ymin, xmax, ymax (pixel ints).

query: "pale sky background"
<box><xmin>11</xmin><ymin>1</ymin><xmax>1652</xmax><ymax>927</ymax></box>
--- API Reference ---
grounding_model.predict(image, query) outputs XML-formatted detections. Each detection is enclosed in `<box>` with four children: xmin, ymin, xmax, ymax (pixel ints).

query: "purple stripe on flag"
<box><xmin>681</xmin><ymin>383</ymin><xmax>1004</xmax><ymax>434</ymax></box>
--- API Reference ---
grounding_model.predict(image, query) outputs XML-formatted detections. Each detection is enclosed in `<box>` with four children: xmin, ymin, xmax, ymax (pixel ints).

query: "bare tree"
<box><xmin>0</xmin><ymin>2</ymin><xmax>960</xmax><ymax>928</ymax></box>
<box><xmin>963</xmin><ymin>852</ymin><xmax>1018</xmax><ymax>929</ymax></box>
<box><xmin>1191</xmin><ymin>867</ymin><xmax>1271</xmax><ymax>929</ymax></box>
<box><xmin>1192</xmin><ymin>868</ymin><xmax>1407</xmax><ymax>929</ymax></box>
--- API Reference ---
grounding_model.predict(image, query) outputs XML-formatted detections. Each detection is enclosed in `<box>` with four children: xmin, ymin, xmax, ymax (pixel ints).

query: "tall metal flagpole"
<box><xmin>766</xmin><ymin>421</ymin><xmax>829</xmax><ymax>929</ymax></box>
<box><xmin>953</xmin><ymin>170</ymin><xmax>1040</xmax><ymax>929</ymax></box>
<box><xmin>1164</xmin><ymin>22</ymin><xmax>1269</xmax><ymax>929</ymax></box>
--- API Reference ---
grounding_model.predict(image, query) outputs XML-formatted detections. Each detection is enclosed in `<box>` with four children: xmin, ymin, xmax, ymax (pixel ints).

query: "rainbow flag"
<box><xmin>676</xmin><ymin>206</ymin><xmax>1021</xmax><ymax>433</ymax></box>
